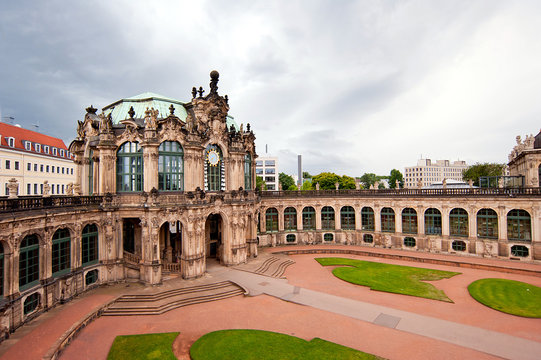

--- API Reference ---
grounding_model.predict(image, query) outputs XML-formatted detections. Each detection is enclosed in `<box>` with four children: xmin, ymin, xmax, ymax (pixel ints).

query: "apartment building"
<box><xmin>255</xmin><ymin>156</ymin><xmax>278</xmax><ymax>190</ymax></box>
<box><xmin>404</xmin><ymin>158</ymin><xmax>468</xmax><ymax>188</ymax></box>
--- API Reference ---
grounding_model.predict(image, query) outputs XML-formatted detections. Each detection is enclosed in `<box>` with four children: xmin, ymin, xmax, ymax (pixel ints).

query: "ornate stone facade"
<box><xmin>508</xmin><ymin>130</ymin><xmax>541</xmax><ymax>187</ymax></box>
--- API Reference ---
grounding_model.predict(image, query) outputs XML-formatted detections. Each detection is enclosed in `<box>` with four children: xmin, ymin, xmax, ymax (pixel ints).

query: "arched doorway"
<box><xmin>205</xmin><ymin>214</ymin><xmax>223</xmax><ymax>260</ymax></box>
<box><xmin>159</xmin><ymin>221</ymin><xmax>182</xmax><ymax>264</ymax></box>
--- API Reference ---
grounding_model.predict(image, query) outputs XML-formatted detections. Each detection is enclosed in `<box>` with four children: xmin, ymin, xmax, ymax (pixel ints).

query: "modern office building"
<box><xmin>0</xmin><ymin>122</ymin><xmax>76</xmax><ymax>196</ymax></box>
<box><xmin>256</xmin><ymin>156</ymin><xmax>278</xmax><ymax>190</ymax></box>
<box><xmin>404</xmin><ymin>158</ymin><xmax>468</xmax><ymax>188</ymax></box>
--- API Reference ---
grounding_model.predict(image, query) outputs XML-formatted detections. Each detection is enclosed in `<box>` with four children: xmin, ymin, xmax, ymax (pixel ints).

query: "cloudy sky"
<box><xmin>1</xmin><ymin>0</ymin><xmax>540</xmax><ymax>177</ymax></box>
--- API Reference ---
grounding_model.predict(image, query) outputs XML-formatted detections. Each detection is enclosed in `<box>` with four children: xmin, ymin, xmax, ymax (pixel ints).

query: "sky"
<box><xmin>1</xmin><ymin>0</ymin><xmax>540</xmax><ymax>177</ymax></box>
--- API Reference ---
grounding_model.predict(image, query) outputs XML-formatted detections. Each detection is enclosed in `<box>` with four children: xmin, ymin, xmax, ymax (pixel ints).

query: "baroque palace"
<box><xmin>0</xmin><ymin>71</ymin><xmax>539</xmax><ymax>337</ymax></box>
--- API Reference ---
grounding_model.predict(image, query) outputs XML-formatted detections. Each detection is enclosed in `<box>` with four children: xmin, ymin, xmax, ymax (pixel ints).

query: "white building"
<box><xmin>0</xmin><ymin>122</ymin><xmax>76</xmax><ymax>196</ymax></box>
<box><xmin>404</xmin><ymin>158</ymin><xmax>468</xmax><ymax>188</ymax></box>
<box><xmin>255</xmin><ymin>156</ymin><xmax>278</xmax><ymax>190</ymax></box>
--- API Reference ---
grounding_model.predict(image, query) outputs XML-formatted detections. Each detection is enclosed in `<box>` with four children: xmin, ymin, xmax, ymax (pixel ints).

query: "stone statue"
<box><xmin>66</xmin><ymin>182</ymin><xmax>74</xmax><ymax>195</ymax></box>
<box><xmin>76</xmin><ymin>120</ymin><xmax>85</xmax><ymax>139</ymax></box>
<box><xmin>442</xmin><ymin>179</ymin><xmax>447</xmax><ymax>189</ymax></box>
<box><xmin>73</xmin><ymin>183</ymin><xmax>81</xmax><ymax>196</ymax></box>
<box><xmin>498</xmin><ymin>177</ymin><xmax>504</xmax><ymax>188</ymax></box>
<box><xmin>43</xmin><ymin>180</ymin><xmax>51</xmax><ymax>197</ymax></box>
<box><xmin>468</xmin><ymin>179</ymin><xmax>473</xmax><ymax>188</ymax></box>
<box><xmin>416</xmin><ymin>179</ymin><xmax>422</xmax><ymax>189</ymax></box>
<box><xmin>315</xmin><ymin>182</ymin><xmax>320</xmax><ymax>191</ymax></box>
<box><xmin>99</xmin><ymin>113</ymin><xmax>113</xmax><ymax>134</ymax></box>
<box><xmin>144</xmin><ymin>107</ymin><xmax>159</xmax><ymax>130</ymax></box>
<box><xmin>7</xmin><ymin>178</ymin><xmax>18</xmax><ymax>199</ymax></box>
<box><xmin>395</xmin><ymin>179</ymin><xmax>400</xmax><ymax>189</ymax></box>
<box><xmin>335</xmin><ymin>182</ymin><xmax>340</xmax><ymax>190</ymax></box>
<box><xmin>374</xmin><ymin>181</ymin><xmax>379</xmax><ymax>189</ymax></box>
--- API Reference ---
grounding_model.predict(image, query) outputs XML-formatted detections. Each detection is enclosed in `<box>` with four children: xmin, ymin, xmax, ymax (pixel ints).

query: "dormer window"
<box><xmin>44</xmin><ymin>145</ymin><xmax>49</xmax><ymax>154</ymax></box>
<box><xmin>35</xmin><ymin>143</ymin><xmax>41</xmax><ymax>152</ymax></box>
<box><xmin>7</xmin><ymin>137</ymin><xmax>15</xmax><ymax>147</ymax></box>
<box><xmin>60</xmin><ymin>149</ymin><xmax>65</xmax><ymax>157</ymax></box>
<box><xmin>52</xmin><ymin>147</ymin><xmax>57</xmax><ymax>156</ymax></box>
<box><xmin>24</xmin><ymin>141</ymin><xmax>32</xmax><ymax>151</ymax></box>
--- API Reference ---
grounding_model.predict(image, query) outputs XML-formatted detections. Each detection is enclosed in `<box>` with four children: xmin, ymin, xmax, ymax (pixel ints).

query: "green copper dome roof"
<box><xmin>102</xmin><ymin>92</ymin><xmax>188</xmax><ymax>123</ymax></box>
<box><xmin>101</xmin><ymin>92</ymin><xmax>239</xmax><ymax>130</ymax></box>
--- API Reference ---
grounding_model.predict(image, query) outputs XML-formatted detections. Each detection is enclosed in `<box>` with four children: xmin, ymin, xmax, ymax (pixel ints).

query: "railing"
<box><xmin>162</xmin><ymin>261</ymin><xmax>181</xmax><ymax>272</ymax></box>
<box><xmin>259</xmin><ymin>187</ymin><xmax>541</xmax><ymax>198</ymax></box>
<box><xmin>0</xmin><ymin>195</ymin><xmax>104</xmax><ymax>213</ymax></box>
<box><xmin>123</xmin><ymin>251</ymin><xmax>141</xmax><ymax>265</ymax></box>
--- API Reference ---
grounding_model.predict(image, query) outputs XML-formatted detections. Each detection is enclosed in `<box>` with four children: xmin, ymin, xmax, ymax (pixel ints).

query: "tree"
<box><xmin>301</xmin><ymin>181</ymin><xmax>313</xmax><ymax>191</ymax></box>
<box><xmin>389</xmin><ymin>169</ymin><xmax>404</xmax><ymax>189</ymax></box>
<box><xmin>462</xmin><ymin>163</ymin><xmax>506</xmax><ymax>186</ymax></box>
<box><xmin>302</xmin><ymin>171</ymin><xmax>313</xmax><ymax>180</ymax></box>
<box><xmin>311</xmin><ymin>172</ymin><xmax>356</xmax><ymax>190</ymax></box>
<box><xmin>279</xmin><ymin>172</ymin><xmax>295</xmax><ymax>190</ymax></box>
<box><xmin>359</xmin><ymin>173</ymin><xmax>378</xmax><ymax>189</ymax></box>
<box><xmin>256</xmin><ymin>176</ymin><xmax>267</xmax><ymax>191</ymax></box>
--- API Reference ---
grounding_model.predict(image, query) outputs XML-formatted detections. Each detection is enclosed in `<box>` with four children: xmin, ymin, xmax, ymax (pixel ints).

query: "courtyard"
<box><xmin>0</xmin><ymin>245</ymin><xmax>540</xmax><ymax>360</ymax></box>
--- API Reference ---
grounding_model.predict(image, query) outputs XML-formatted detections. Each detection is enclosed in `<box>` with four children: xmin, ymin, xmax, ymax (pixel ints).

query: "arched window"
<box><xmin>511</xmin><ymin>245</ymin><xmax>529</xmax><ymax>257</ymax></box>
<box><xmin>507</xmin><ymin>209</ymin><xmax>531</xmax><ymax>241</ymax></box>
<box><xmin>381</xmin><ymin>207</ymin><xmax>395</xmax><ymax>233</ymax></box>
<box><xmin>116</xmin><ymin>142</ymin><xmax>143</xmax><ymax>192</ymax></box>
<box><xmin>158</xmin><ymin>141</ymin><xmax>183</xmax><ymax>191</ymax></box>
<box><xmin>284</xmin><ymin>207</ymin><xmax>297</xmax><ymax>231</ymax></box>
<box><xmin>361</xmin><ymin>207</ymin><xmax>374</xmax><ymax>231</ymax></box>
<box><xmin>302</xmin><ymin>207</ymin><xmax>316</xmax><ymax>230</ymax></box>
<box><xmin>286</xmin><ymin>234</ymin><xmax>296</xmax><ymax>243</ymax></box>
<box><xmin>244</xmin><ymin>153</ymin><xmax>252</xmax><ymax>190</ymax></box>
<box><xmin>450</xmin><ymin>208</ymin><xmax>468</xmax><ymax>237</ymax></box>
<box><xmin>363</xmin><ymin>234</ymin><xmax>373</xmax><ymax>243</ymax></box>
<box><xmin>52</xmin><ymin>228</ymin><xmax>71</xmax><ymax>277</ymax></box>
<box><xmin>402</xmin><ymin>208</ymin><xmax>418</xmax><ymax>234</ymax></box>
<box><xmin>425</xmin><ymin>208</ymin><xmax>442</xmax><ymax>235</ymax></box>
<box><xmin>340</xmin><ymin>206</ymin><xmax>355</xmax><ymax>230</ymax></box>
<box><xmin>404</xmin><ymin>237</ymin><xmax>416</xmax><ymax>247</ymax></box>
<box><xmin>265</xmin><ymin>208</ymin><xmax>278</xmax><ymax>233</ymax></box>
<box><xmin>82</xmin><ymin>224</ymin><xmax>99</xmax><ymax>267</ymax></box>
<box><xmin>321</xmin><ymin>206</ymin><xmax>335</xmax><ymax>230</ymax></box>
<box><xmin>88</xmin><ymin>149</ymin><xmax>94</xmax><ymax>195</ymax></box>
<box><xmin>452</xmin><ymin>240</ymin><xmax>466</xmax><ymax>252</ymax></box>
<box><xmin>477</xmin><ymin>208</ymin><xmax>498</xmax><ymax>239</ymax></box>
<box><xmin>324</xmin><ymin>233</ymin><xmax>334</xmax><ymax>242</ymax></box>
<box><xmin>205</xmin><ymin>144</ymin><xmax>224</xmax><ymax>191</ymax></box>
<box><xmin>19</xmin><ymin>235</ymin><xmax>39</xmax><ymax>290</ymax></box>
<box><xmin>0</xmin><ymin>243</ymin><xmax>3</xmax><ymax>296</ymax></box>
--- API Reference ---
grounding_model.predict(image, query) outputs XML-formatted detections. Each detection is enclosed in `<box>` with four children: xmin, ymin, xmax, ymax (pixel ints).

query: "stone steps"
<box><xmin>102</xmin><ymin>281</ymin><xmax>244</xmax><ymax>316</ymax></box>
<box><xmin>249</xmin><ymin>256</ymin><xmax>295</xmax><ymax>278</ymax></box>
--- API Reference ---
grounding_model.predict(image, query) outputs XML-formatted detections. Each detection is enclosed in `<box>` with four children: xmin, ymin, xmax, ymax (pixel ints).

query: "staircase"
<box><xmin>246</xmin><ymin>256</ymin><xmax>295</xmax><ymax>278</ymax></box>
<box><xmin>102</xmin><ymin>280</ymin><xmax>244</xmax><ymax>316</ymax></box>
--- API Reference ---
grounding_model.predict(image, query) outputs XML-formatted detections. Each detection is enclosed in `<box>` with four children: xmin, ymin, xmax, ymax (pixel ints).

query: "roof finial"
<box><xmin>169</xmin><ymin>104</ymin><xmax>175</xmax><ymax>115</ymax></box>
<box><xmin>209</xmin><ymin>70</ymin><xmax>219</xmax><ymax>95</ymax></box>
<box><xmin>192</xmin><ymin>87</ymin><xmax>197</xmax><ymax>99</ymax></box>
<box><xmin>86</xmin><ymin>105</ymin><xmax>97</xmax><ymax>114</ymax></box>
<box><xmin>128</xmin><ymin>106</ymin><xmax>135</xmax><ymax>119</ymax></box>
<box><xmin>198</xmin><ymin>86</ymin><xmax>205</xmax><ymax>97</ymax></box>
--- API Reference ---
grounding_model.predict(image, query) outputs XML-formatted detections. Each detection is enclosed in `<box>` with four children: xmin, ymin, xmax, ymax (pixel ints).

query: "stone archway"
<box><xmin>159</xmin><ymin>221</ymin><xmax>183</xmax><ymax>264</ymax></box>
<box><xmin>205</xmin><ymin>214</ymin><xmax>223</xmax><ymax>261</ymax></box>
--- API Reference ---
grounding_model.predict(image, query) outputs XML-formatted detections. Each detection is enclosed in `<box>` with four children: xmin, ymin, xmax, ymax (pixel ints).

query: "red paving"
<box><xmin>1</xmin><ymin>246</ymin><xmax>540</xmax><ymax>360</ymax></box>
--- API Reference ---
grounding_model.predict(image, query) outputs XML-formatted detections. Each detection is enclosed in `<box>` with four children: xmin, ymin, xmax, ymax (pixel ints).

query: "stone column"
<box><xmin>468</xmin><ymin>206</ymin><xmax>477</xmax><ymax>238</ymax></box>
<box><xmin>315</xmin><ymin>206</ymin><xmax>322</xmax><ymax>230</ymax></box>
<box><xmin>355</xmin><ymin>206</ymin><xmax>361</xmax><ymax>231</ymax></box>
<box><xmin>417</xmin><ymin>205</ymin><xmax>425</xmax><ymax>235</ymax></box>
<box><xmin>297</xmin><ymin>207</ymin><xmax>303</xmax><ymax>231</ymax></box>
<box><xmin>395</xmin><ymin>208</ymin><xmax>402</xmax><ymax>234</ymax></box>
<box><xmin>441</xmin><ymin>206</ymin><xmax>450</xmax><ymax>238</ymax></box>
<box><xmin>98</xmin><ymin>146</ymin><xmax>116</xmax><ymax>194</ymax></box>
<box><xmin>142</xmin><ymin>143</ymin><xmax>159</xmax><ymax>192</ymax></box>
<box><xmin>278</xmin><ymin>207</ymin><xmax>284</xmax><ymax>232</ymax></box>
<box><xmin>374</xmin><ymin>206</ymin><xmax>381</xmax><ymax>233</ymax></box>
<box><xmin>184</xmin><ymin>146</ymin><xmax>204</xmax><ymax>191</ymax></box>
<box><xmin>334</xmin><ymin>206</ymin><xmax>340</xmax><ymax>230</ymax></box>
<box><xmin>498</xmin><ymin>206</ymin><xmax>507</xmax><ymax>241</ymax></box>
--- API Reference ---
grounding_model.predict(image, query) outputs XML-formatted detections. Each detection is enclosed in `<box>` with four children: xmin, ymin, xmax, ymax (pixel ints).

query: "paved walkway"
<box><xmin>211</xmin><ymin>265</ymin><xmax>541</xmax><ymax>360</ymax></box>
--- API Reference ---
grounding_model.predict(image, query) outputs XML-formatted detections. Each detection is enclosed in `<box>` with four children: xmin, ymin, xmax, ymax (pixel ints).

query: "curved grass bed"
<box><xmin>316</xmin><ymin>257</ymin><xmax>460</xmax><ymax>302</ymax></box>
<box><xmin>190</xmin><ymin>329</ymin><xmax>384</xmax><ymax>360</ymax></box>
<box><xmin>468</xmin><ymin>278</ymin><xmax>541</xmax><ymax>318</ymax></box>
<box><xmin>107</xmin><ymin>332</ymin><xmax>179</xmax><ymax>360</ymax></box>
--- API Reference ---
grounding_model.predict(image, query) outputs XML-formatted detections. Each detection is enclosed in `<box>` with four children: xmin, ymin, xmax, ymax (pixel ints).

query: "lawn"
<box><xmin>468</xmin><ymin>278</ymin><xmax>541</xmax><ymax>318</ymax></box>
<box><xmin>107</xmin><ymin>332</ymin><xmax>179</xmax><ymax>360</ymax></box>
<box><xmin>316</xmin><ymin>257</ymin><xmax>460</xmax><ymax>302</ymax></box>
<box><xmin>190</xmin><ymin>329</ymin><xmax>384</xmax><ymax>360</ymax></box>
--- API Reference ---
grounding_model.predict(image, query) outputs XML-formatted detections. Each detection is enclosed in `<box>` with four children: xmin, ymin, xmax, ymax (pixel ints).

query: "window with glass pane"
<box><xmin>363</xmin><ymin>234</ymin><xmax>373</xmax><ymax>243</ymax></box>
<box><xmin>340</xmin><ymin>206</ymin><xmax>355</xmax><ymax>230</ymax></box>
<box><xmin>284</xmin><ymin>207</ymin><xmax>297</xmax><ymax>231</ymax></box>
<box><xmin>404</xmin><ymin>237</ymin><xmax>416</xmax><ymax>247</ymax></box>
<box><xmin>89</xmin><ymin>150</ymin><xmax>94</xmax><ymax>195</ymax></box>
<box><xmin>511</xmin><ymin>245</ymin><xmax>529</xmax><ymax>257</ymax></box>
<box><xmin>452</xmin><ymin>241</ymin><xmax>466</xmax><ymax>251</ymax></box>
<box><xmin>266</xmin><ymin>208</ymin><xmax>278</xmax><ymax>232</ymax></box>
<box><xmin>361</xmin><ymin>207</ymin><xmax>374</xmax><ymax>231</ymax></box>
<box><xmin>244</xmin><ymin>153</ymin><xmax>252</xmax><ymax>190</ymax></box>
<box><xmin>158</xmin><ymin>141</ymin><xmax>184</xmax><ymax>191</ymax></box>
<box><xmin>205</xmin><ymin>144</ymin><xmax>223</xmax><ymax>191</ymax></box>
<box><xmin>402</xmin><ymin>208</ymin><xmax>418</xmax><ymax>234</ymax></box>
<box><xmin>19</xmin><ymin>235</ymin><xmax>39</xmax><ymax>290</ymax></box>
<box><xmin>450</xmin><ymin>208</ymin><xmax>468</xmax><ymax>237</ymax></box>
<box><xmin>82</xmin><ymin>224</ymin><xmax>98</xmax><ymax>266</ymax></box>
<box><xmin>324</xmin><ymin>233</ymin><xmax>334</xmax><ymax>242</ymax></box>
<box><xmin>425</xmin><ymin>208</ymin><xmax>442</xmax><ymax>235</ymax></box>
<box><xmin>116</xmin><ymin>142</ymin><xmax>143</xmax><ymax>192</ymax></box>
<box><xmin>24</xmin><ymin>293</ymin><xmax>39</xmax><ymax>315</ymax></box>
<box><xmin>52</xmin><ymin>228</ymin><xmax>71</xmax><ymax>277</ymax></box>
<box><xmin>321</xmin><ymin>206</ymin><xmax>335</xmax><ymax>230</ymax></box>
<box><xmin>477</xmin><ymin>208</ymin><xmax>498</xmax><ymax>239</ymax></box>
<box><xmin>507</xmin><ymin>209</ymin><xmax>531</xmax><ymax>241</ymax></box>
<box><xmin>302</xmin><ymin>207</ymin><xmax>316</xmax><ymax>230</ymax></box>
<box><xmin>381</xmin><ymin>207</ymin><xmax>395</xmax><ymax>232</ymax></box>
<box><xmin>85</xmin><ymin>269</ymin><xmax>99</xmax><ymax>285</ymax></box>
<box><xmin>286</xmin><ymin>234</ymin><xmax>296</xmax><ymax>243</ymax></box>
